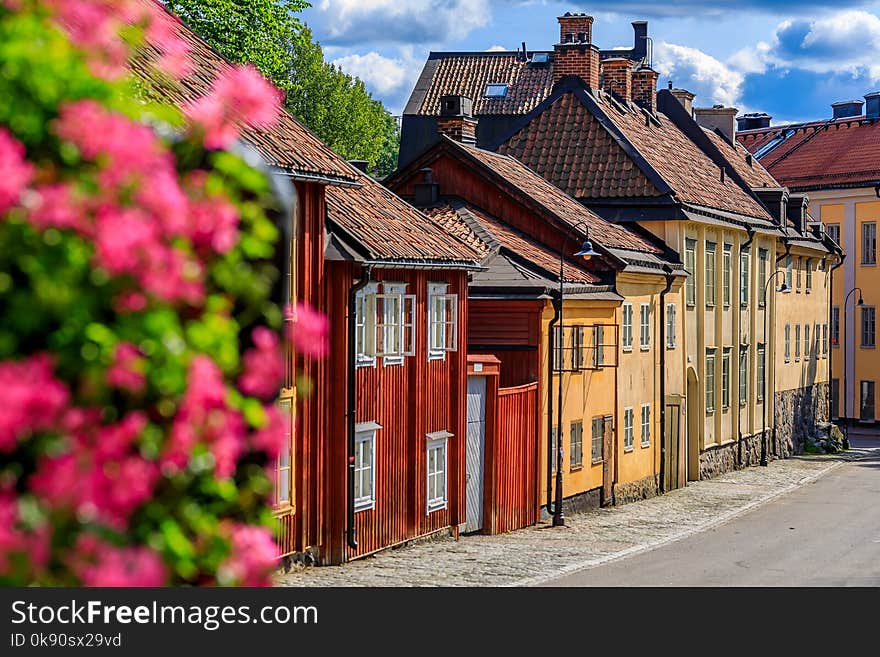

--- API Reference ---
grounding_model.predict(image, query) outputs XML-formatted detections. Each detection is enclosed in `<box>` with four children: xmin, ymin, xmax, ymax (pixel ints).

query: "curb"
<box><xmin>512</xmin><ymin>456</ymin><xmax>848</xmax><ymax>587</ymax></box>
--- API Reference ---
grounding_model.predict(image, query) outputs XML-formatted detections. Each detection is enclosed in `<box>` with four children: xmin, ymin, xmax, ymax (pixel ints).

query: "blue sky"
<box><xmin>302</xmin><ymin>0</ymin><xmax>880</xmax><ymax>125</ymax></box>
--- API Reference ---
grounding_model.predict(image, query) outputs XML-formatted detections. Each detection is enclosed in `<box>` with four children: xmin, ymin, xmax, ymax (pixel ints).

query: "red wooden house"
<box><xmin>135</xmin><ymin>7</ymin><xmax>484</xmax><ymax>566</ymax></box>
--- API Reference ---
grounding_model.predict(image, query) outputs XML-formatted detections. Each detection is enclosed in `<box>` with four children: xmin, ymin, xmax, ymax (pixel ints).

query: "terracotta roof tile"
<box><xmin>738</xmin><ymin>119</ymin><xmax>880</xmax><ymax>191</ymax></box>
<box><xmin>499</xmin><ymin>90</ymin><xmax>771</xmax><ymax>221</ymax></box>
<box><xmin>326</xmin><ymin>174</ymin><xmax>483</xmax><ymax>263</ymax></box>
<box><xmin>131</xmin><ymin>2</ymin><xmax>357</xmax><ymax>184</ymax></box>
<box><xmin>702</xmin><ymin>129</ymin><xmax>778</xmax><ymax>190</ymax></box>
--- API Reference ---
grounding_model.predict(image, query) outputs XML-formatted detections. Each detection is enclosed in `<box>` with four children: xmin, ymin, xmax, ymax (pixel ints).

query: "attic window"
<box><xmin>484</xmin><ymin>84</ymin><xmax>508</xmax><ymax>98</ymax></box>
<box><xmin>530</xmin><ymin>52</ymin><xmax>549</xmax><ymax>64</ymax></box>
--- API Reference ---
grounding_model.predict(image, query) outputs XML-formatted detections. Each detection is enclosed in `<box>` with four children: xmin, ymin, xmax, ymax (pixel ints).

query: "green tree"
<box><xmin>165</xmin><ymin>0</ymin><xmax>400</xmax><ymax>176</ymax></box>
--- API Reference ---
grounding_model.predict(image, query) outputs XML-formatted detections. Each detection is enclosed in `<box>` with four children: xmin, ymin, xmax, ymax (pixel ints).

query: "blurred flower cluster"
<box><xmin>0</xmin><ymin>0</ymin><xmax>325</xmax><ymax>586</ymax></box>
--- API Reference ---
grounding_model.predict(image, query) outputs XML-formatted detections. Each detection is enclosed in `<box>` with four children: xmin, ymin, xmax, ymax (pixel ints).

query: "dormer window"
<box><xmin>484</xmin><ymin>84</ymin><xmax>508</xmax><ymax>98</ymax></box>
<box><xmin>530</xmin><ymin>52</ymin><xmax>549</xmax><ymax>64</ymax></box>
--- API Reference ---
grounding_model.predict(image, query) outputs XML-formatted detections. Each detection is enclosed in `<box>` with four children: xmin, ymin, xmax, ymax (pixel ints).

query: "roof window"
<box><xmin>484</xmin><ymin>84</ymin><xmax>508</xmax><ymax>98</ymax></box>
<box><xmin>529</xmin><ymin>52</ymin><xmax>549</xmax><ymax>64</ymax></box>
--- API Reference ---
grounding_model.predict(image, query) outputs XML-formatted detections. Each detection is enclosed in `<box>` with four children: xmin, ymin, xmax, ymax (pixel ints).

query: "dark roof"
<box><xmin>497</xmin><ymin>81</ymin><xmax>773</xmax><ymax>222</ymax></box>
<box><xmin>326</xmin><ymin>174</ymin><xmax>484</xmax><ymax>265</ymax></box>
<box><xmin>406</xmin><ymin>52</ymin><xmax>556</xmax><ymax>117</ymax></box>
<box><xmin>737</xmin><ymin>118</ymin><xmax>880</xmax><ymax>191</ymax></box>
<box><xmin>132</xmin><ymin>1</ymin><xmax>358</xmax><ymax>185</ymax></box>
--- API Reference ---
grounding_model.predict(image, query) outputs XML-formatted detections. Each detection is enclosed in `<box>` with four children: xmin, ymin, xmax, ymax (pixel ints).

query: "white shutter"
<box><xmin>403</xmin><ymin>294</ymin><xmax>416</xmax><ymax>356</ymax></box>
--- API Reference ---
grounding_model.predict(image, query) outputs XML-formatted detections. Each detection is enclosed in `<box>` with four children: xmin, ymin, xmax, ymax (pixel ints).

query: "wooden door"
<box><xmin>601</xmin><ymin>415</ymin><xmax>614</xmax><ymax>506</ymax></box>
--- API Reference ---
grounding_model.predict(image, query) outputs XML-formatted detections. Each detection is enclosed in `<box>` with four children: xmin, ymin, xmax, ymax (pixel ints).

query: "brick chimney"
<box><xmin>553</xmin><ymin>12</ymin><xmax>600</xmax><ymax>89</ymax></box>
<box><xmin>601</xmin><ymin>58</ymin><xmax>632</xmax><ymax>102</ymax></box>
<box><xmin>631</xmin><ymin>67</ymin><xmax>658</xmax><ymax>113</ymax></box>
<box><xmin>437</xmin><ymin>95</ymin><xmax>477</xmax><ymax>145</ymax></box>
<box><xmin>669</xmin><ymin>88</ymin><xmax>695</xmax><ymax>116</ymax></box>
<box><xmin>694</xmin><ymin>105</ymin><xmax>738</xmax><ymax>144</ymax></box>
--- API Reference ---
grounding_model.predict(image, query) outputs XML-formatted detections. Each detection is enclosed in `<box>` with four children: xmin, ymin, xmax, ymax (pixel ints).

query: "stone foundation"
<box><xmin>539</xmin><ymin>487</ymin><xmax>601</xmax><ymax>521</ymax></box>
<box><xmin>699</xmin><ymin>432</ymin><xmax>766</xmax><ymax>479</ymax></box>
<box><xmin>613</xmin><ymin>474</ymin><xmax>659</xmax><ymax>505</ymax></box>
<box><xmin>774</xmin><ymin>383</ymin><xmax>829</xmax><ymax>456</ymax></box>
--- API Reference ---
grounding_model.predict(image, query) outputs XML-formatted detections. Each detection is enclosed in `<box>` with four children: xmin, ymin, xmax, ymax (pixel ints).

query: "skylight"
<box><xmin>754</xmin><ymin>129</ymin><xmax>795</xmax><ymax>159</ymax></box>
<box><xmin>530</xmin><ymin>53</ymin><xmax>549</xmax><ymax>64</ymax></box>
<box><xmin>484</xmin><ymin>84</ymin><xmax>508</xmax><ymax>98</ymax></box>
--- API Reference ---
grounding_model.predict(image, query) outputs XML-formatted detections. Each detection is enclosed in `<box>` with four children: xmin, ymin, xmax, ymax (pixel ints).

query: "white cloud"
<box><xmin>654</xmin><ymin>42</ymin><xmax>746</xmax><ymax>108</ymax></box>
<box><xmin>330</xmin><ymin>47</ymin><xmax>425</xmax><ymax>113</ymax></box>
<box><xmin>486</xmin><ymin>44</ymin><xmax>507</xmax><ymax>52</ymax></box>
<box><xmin>314</xmin><ymin>0</ymin><xmax>490</xmax><ymax>45</ymax></box>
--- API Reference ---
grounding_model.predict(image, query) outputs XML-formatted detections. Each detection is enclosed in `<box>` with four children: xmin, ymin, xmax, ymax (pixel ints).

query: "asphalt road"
<box><xmin>546</xmin><ymin>439</ymin><xmax>880</xmax><ymax>587</ymax></box>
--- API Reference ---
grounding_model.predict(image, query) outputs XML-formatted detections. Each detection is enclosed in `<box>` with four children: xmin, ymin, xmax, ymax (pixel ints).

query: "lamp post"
<box><xmin>549</xmin><ymin>222</ymin><xmax>599</xmax><ymax>528</ymax></box>
<box><xmin>761</xmin><ymin>271</ymin><xmax>790</xmax><ymax>467</ymax></box>
<box><xmin>842</xmin><ymin>287</ymin><xmax>865</xmax><ymax>450</ymax></box>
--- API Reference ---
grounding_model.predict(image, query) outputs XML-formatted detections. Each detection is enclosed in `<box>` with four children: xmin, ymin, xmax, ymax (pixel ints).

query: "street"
<box><xmin>546</xmin><ymin>436</ymin><xmax>880</xmax><ymax>586</ymax></box>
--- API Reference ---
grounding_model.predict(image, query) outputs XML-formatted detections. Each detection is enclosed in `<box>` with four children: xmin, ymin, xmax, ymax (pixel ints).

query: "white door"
<box><xmin>465</xmin><ymin>376</ymin><xmax>487</xmax><ymax>533</ymax></box>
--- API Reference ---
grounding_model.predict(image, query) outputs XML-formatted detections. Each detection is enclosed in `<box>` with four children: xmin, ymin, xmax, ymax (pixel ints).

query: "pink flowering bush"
<box><xmin>0</xmin><ymin>0</ymin><xmax>328</xmax><ymax>586</ymax></box>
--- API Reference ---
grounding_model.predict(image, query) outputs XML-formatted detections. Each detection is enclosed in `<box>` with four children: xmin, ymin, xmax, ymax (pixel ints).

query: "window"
<box><xmin>862</xmin><ymin>306</ymin><xmax>876</xmax><ymax>348</ymax></box>
<box><xmin>426</xmin><ymin>431</ymin><xmax>450</xmax><ymax>512</ymax></box>
<box><xmin>832</xmin><ymin>307</ymin><xmax>840</xmax><ymax>348</ymax></box>
<box><xmin>273</xmin><ymin>399</ymin><xmax>293</xmax><ymax>507</ymax></box>
<box><xmin>666</xmin><ymin>303</ymin><xmax>676</xmax><ymax>349</ymax></box>
<box><xmin>623</xmin><ymin>408</ymin><xmax>634</xmax><ymax>451</ymax></box>
<box><xmin>861</xmin><ymin>381</ymin><xmax>876</xmax><ymax>421</ymax></box>
<box><xmin>550</xmin><ymin>425</ymin><xmax>559</xmax><ymax>474</ymax></box>
<box><xmin>795</xmin><ymin>324</ymin><xmax>801</xmax><ymax>360</ymax></box>
<box><xmin>355</xmin><ymin>283</ymin><xmax>379</xmax><ymax>366</ymax></box>
<box><xmin>758</xmin><ymin>249</ymin><xmax>768</xmax><ymax>307</ymax></box>
<box><xmin>827</xmin><ymin>223</ymin><xmax>840</xmax><ymax>246</ymax></box>
<box><xmin>591</xmin><ymin>417</ymin><xmax>603</xmax><ymax>464</ymax></box>
<box><xmin>622</xmin><ymin>303</ymin><xmax>633</xmax><ymax>351</ymax></box>
<box><xmin>640</xmin><ymin>303</ymin><xmax>651</xmax><ymax>350</ymax></box>
<box><xmin>795</xmin><ymin>257</ymin><xmax>802</xmax><ymax>293</ymax></box>
<box><xmin>552</xmin><ymin>325</ymin><xmax>563</xmax><ymax>372</ymax></box>
<box><xmin>428</xmin><ymin>283</ymin><xmax>458</xmax><ymax>359</ymax></box>
<box><xmin>823</xmin><ymin>323</ymin><xmax>829</xmax><ymax>356</ymax></box>
<box><xmin>592</xmin><ymin>325</ymin><xmax>604</xmax><ymax>368</ymax></box>
<box><xmin>804</xmin><ymin>324</ymin><xmax>811</xmax><ymax>360</ymax></box>
<box><xmin>484</xmin><ymin>83</ymin><xmax>508</xmax><ymax>98</ymax></box>
<box><xmin>863</xmin><ymin>222</ymin><xmax>877</xmax><ymax>265</ymax></box>
<box><xmin>721</xmin><ymin>348</ymin><xmax>731</xmax><ymax>410</ymax></box>
<box><xmin>571</xmin><ymin>325</ymin><xmax>584</xmax><ymax>370</ymax></box>
<box><xmin>739</xmin><ymin>346</ymin><xmax>748</xmax><ymax>405</ymax></box>
<box><xmin>757</xmin><ymin>345</ymin><xmax>765</xmax><ymax>402</ymax></box>
<box><xmin>377</xmin><ymin>283</ymin><xmax>416</xmax><ymax>364</ymax></box>
<box><xmin>569</xmin><ymin>421</ymin><xmax>583</xmax><ymax>470</ymax></box>
<box><xmin>355</xmin><ymin>423</ymin><xmax>380</xmax><ymax>512</ymax></box>
<box><xmin>814</xmin><ymin>323</ymin><xmax>821</xmax><ymax>359</ymax></box>
<box><xmin>805</xmin><ymin>259</ymin><xmax>812</xmax><ymax>292</ymax></box>
<box><xmin>705</xmin><ymin>242</ymin><xmax>717</xmax><ymax>307</ymax></box>
<box><xmin>786</xmin><ymin>255</ymin><xmax>793</xmax><ymax>290</ymax></box>
<box><xmin>706</xmin><ymin>349</ymin><xmax>716</xmax><ymax>414</ymax></box>
<box><xmin>685</xmin><ymin>239</ymin><xmax>696</xmax><ymax>307</ymax></box>
<box><xmin>784</xmin><ymin>324</ymin><xmax>790</xmax><ymax>362</ymax></box>
<box><xmin>740</xmin><ymin>249</ymin><xmax>750</xmax><ymax>306</ymax></box>
<box><xmin>640</xmin><ymin>404</ymin><xmax>651</xmax><ymax>447</ymax></box>
<box><xmin>723</xmin><ymin>245</ymin><xmax>732</xmax><ymax>307</ymax></box>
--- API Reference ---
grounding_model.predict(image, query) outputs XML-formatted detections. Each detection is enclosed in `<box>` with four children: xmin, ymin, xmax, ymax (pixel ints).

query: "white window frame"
<box><xmin>666</xmin><ymin>303</ymin><xmax>676</xmax><ymax>349</ymax></box>
<box><xmin>428</xmin><ymin>283</ymin><xmax>458</xmax><ymax>361</ymax></box>
<box><xmin>376</xmin><ymin>282</ymin><xmax>415</xmax><ymax>365</ymax></box>
<box><xmin>622</xmin><ymin>302</ymin><xmax>633</xmax><ymax>351</ymax></box>
<box><xmin>685</xmin><ymin>239</ymin><xmax>696</xmax><ymax>307</ymax></box>
<box><xmin>723</xmin><ymin>245</ymin><xmax>732</xmax><ymax>308</ymax></box>
<box><xmin>640</xmin><ymin>403</ymin><xmax>650</xmax><ymax>448</ymax></box>
<box><xmin>426</xmin><ymin>430</ymin><xmax>451</xmax><ymax>513</ymax></box>
<box><xmin>863</xmin><ymin>222</ymin><xmax>877</xmax><ymax>266</ymax></box>
<box><xmin>592</xmin><ymin>325</ymin><xmax>604</xmax><ymax>368</ymax></box>
<box><xmin>640</xmin><ymin>302</ymin><xmax>651</xmax><ymax>351</ymax></box>
<box><xmin>721</xmin><ymin>348</ymin><xmax>731</xmax><ymax>411</ymax></box>
<box><xmin>623</xmin><ymin>407</ymin><xmax>634</xmax><ymax>452</ymax></box>
<box><xmin>355</xmin><ymin>283</ymin><xmax>379</xmax><ymax>367</ymax></box>
<box><xmin>740</xmin><ymin>249</ymin><xmax>750</xmax><ymax>307</ymax></box>
<box><xmin>758</xmin><ymin>249</ymin><xmax>768</xmax><ymax>307</ymax></box>
<box><xmin>739</xmin><ymin>346</ymin><xmax>749</xmax><ymax>405</ymax></box>
<box><xmin>804</xmin><ymin>324</ymin><xmax>811</xmax><ymax>360</ymax></box>
<box><xmin>591</xmin><ymin>417</ymin><xmax>603</xmax><ymax>464</ymax></box>
<box><xmin>569</xmin><ymin>420</ymin><xmax>583</xmax><ymax>470</ymax></box>
<box><xmin>705</xmin><ymin>242</ymin><xmax>717</xmax><ymax>307</ymax></box>
<box><xmin>706</xmin><ymin>349</ymin><xmax>716</xmax><ymax>414</ymax></box>
<box><xmin>805</xmin><ymin>258</ymin><xmax>812</xmax><ymax>293</ymax></box>
<box><xmin>795</xmin><ymin>324</ymin><xmax>801</xmax><ymax>361</ymax></box>
<box><xmin>274</xmin><ymin>399</ymin><xmax>293</xmax><ymax>508</ymax></box>
<box><xmin>757</xmin><ymin>345</ymin><xmax>765</xmax><ymax>402</ymax></box>
<box><xmin>354</xmin><ymin>422</ymin><xmax>381</xmax><ymax>512</ymax></box>
<box><xmin>785</xmin><ymin>323</ymin><xmax>791</xmax><ymax>362</ymax></box>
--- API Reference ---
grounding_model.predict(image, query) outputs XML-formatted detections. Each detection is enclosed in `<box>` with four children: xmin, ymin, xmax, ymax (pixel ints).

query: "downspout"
<box><xmin>546</xmin><ymin>293</ymin><xmax>561</xmax><ymax>515</ymax></box>
<box><xmin>737</xmin><ymin>227</ymin><xmax>756</xmax><ymax>467</ymax></box>
<box><xmin>829</xmin><ymin>252</ymin><xmax>845</xmax><ymax>428</ymax></box>
<box><xmin>658</xmin><ymin>265</ymin><xmax>675</xmax><ymax>494</ymax></box>
<box><xmin>347</xmin><ymin>264</ymin><xmax>373</xmax><ymax>550</ymax></box>
<box><xmin>773</xmin><ymin>239</ymin><xmax>792</xmax><ymax>457</ymax></box>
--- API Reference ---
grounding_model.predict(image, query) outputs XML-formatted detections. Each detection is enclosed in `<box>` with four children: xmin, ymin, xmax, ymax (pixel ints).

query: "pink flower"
<box><xmin>186</xmin><ymin>65</ymin><xmax>282</xmax><ymax>149</ymax></box>
<box><xmin>188</xmin><ymin>196</ymin><xmax>239</xmax><ymax>254</ymax></box>
<box><xmin>0</xmin><ymin>128</ymin><xmax>33</xmax><ymax>215</ymax></box>
<box><xmin>0</xmin><ymin>355</ymin><xmax>69</xmax><ymax>453</ymax></box>
<box><xmin>107</xmin><ymin>343</ymin><xmax>146</xmax><ymax>393</ymax></box>
<box><xmin>145</xmin><ymin>7</ymin><xmax>194</xmax><ymax>79</ymax></box>
<box><xmin>286</xmin><ymin>302</ymin><xmax>330</xmax><ymax>358</ymax></box>
<box><xmin>113</xmin><ymin>291</ymin><xmax>148</xmax><ymax>314</ymax></box>
<box><xmin>70</xmin><ymin>535</ymin><xmax>166</xmax><ymax>587</ymax></box>
<box><xmin>238</xmin><ymin>328</ymin><xmax>283</xmax><ymax>400</ymax></box>
<box><xmin>47</xmin><ymin>0</ymin><xmax>131</xmax><ymax>80</ymax></box>
<box><xmin>219</xmin><ymin>524</ymin><xmax>277</xmax><ymax>586</ymax></box>
<box><xmin>251</xmin><ymin>404</ymin><xmax>288</xmax><ymax>460</ymax></box>
<box><xmin>0</xmin><ymin>487</ymin><xmax>50</xmax><ymax>578</ymax></box>
<box><xmin>28</xmin><ymin>184</ymin><xmax>87</xmax><ymax>233</ymax></box>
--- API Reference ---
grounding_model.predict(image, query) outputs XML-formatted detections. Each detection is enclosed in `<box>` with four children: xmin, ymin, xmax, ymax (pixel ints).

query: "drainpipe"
<box><xmin>546</xmin><ymin>293</ymin><xmax>562</xmax><ymax>516</ymax></box>
<box><xmin>737</xmin><ymin>227</ymin><xmax>756</xmax><ymax>467</ymax></box>
<box><xmin>772</xmin><ymin>239</ymin><xmax>792</xmax><ymax>458</ymax></box>
<box><xmin>347</xmin><ymin>264</ymin><xmax>373</xmax><ymax>550</ymax></box>
<box><xmin>658</xmin><ymin>265</ymin><xmax>675</xmax><ymax>494</ymax></box>
<box><xmin>829</xmin><ymin>252</ymin><xmax>845</xmax><ymax>436</ymax></box>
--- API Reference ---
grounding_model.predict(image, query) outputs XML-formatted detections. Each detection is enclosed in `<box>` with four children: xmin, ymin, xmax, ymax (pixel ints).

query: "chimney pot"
<box><xmin>694</xmin><ymin>105</ymin><xmax>738</xmax><ymax>143</ymax></box>
<box><xmin>736</xmin><ymin>112</ymin><xmax>772</xmax><ymax>131</ymax></box>
<box><xmin>831</xmin><ymin>100</ymin><xmax>864</xmax><ymax>119</ymax></box>
<box><xmin>437</xmin><ymin>96</ymin><xmax>477</xmax><ymax>145</ymax></box>
<box><xmin>669</xmin><ymin>88</ymin><xmax>696</xmax><ymax>116</ymax></box>
<box><xmin>865</xmin><ymin>92</ymin><xmax>880</xmax><ymax>119</ymax></box>
<box><xmin>553</xmin><ymin>13</ymin><xmax>599</xmax><ymax>88</ymax></box>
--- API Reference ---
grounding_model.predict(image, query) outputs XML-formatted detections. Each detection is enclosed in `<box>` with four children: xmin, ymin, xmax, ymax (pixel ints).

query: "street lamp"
<box><xmin>842</xmin><ymin>287</ymin><xmax>865</xmax><ymax>450</ymax></box>
<box><xmin>549</xmin><ymin>222</ymin><xmax>599</xmax><ymax>528</ymax></box>
<box><xmin>761</xmin><ymin>271</ymin><xmax>790</xmax><ymax>467</ymax></box>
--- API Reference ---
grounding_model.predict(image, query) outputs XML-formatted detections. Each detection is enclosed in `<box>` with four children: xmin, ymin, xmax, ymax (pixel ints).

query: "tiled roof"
<box><xmin>326</xmin><ymin>174</ymin><xmax>484</xmax><ymax>264</ymax></box>
<box><xmin>737</xmin><ymin>119</ymin><xmax>880</xmax><ymax>191</ymax></box>
<box><xmin>411</xmin><ymin>53</ymin><xmax>554</xmax><ymax>116</ymax></box>
<box><xmin>498</xmin><ymin>86</ymin><xmax>772</xmax><ymax>221</ymax></box>
<box><xmin>702</xmin><ymin>128</ymin><xmax>778</xmax><ymax>190</ymax></box>
<box><xmin>454</xmin><ymin>140</ymin><xmax>664</xmax><ymax>254</ymax></box>
<box><xmin>131</xmin><ymin>2</ymin><xmax>358</xmax><ymax>185</ymax></box>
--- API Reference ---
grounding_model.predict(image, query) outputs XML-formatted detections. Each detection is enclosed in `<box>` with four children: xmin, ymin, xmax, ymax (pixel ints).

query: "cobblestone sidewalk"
<box><xmin>275</xmin><ymin>450</ymin><xmax>857</xmax><ymax>587</ymax></box>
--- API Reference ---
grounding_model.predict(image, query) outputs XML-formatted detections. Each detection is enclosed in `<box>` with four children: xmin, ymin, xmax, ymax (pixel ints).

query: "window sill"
<box><xmin>354</xmin><ymin>501</ymin><xmax>375</xmax><ymax>513</ymax></box>
<box><xmin>426</xmin><ymin>502</ymin><xmax>447</xmax><ymax>514</ymax></box>
<box><xmin>641</xmin><ymin>442</ymin><xmax>650</xmax><ymax>449</ymax></box>
<box><xmin>640</xmin><ymin>346</ymin><xmax>650</xmax><ymax>352</ymax></box>
<box><xmin>428</xmin><ymin>352</ymin><xmax>447</xmax><ymax>362</ymax></box>
<box><xmin>272</xmin><ymin>503</ymin><xmax>295</xmax><ymax>517</ymax></box>
<box><xmin>861</xmin><ymin>346</ymin><xmax>876</xmax><ymax>350</ymax></box>
<box><xmin>569</xmin><ymin>465</ymin><xmax>583</xmax><ymax>473</ymax></box>
<box><xmin>667</xmin><ymin>345</ymin><xmax>676</xmax><ymax>350</ymax></box>
<box><xmin>623</xmin><ymin>446</ymin><xmax>634</xmax><ymax>453</ymax></box>
<box><xmin>383</xmin><ymin>358</ymin><xmax>404</xmax><ymax>367</ymax></box>
<box><xmin>356</xmin><ymin>359</ymin><xmax>377</xmax><ymax>369</ymax></box>
<box><xmin>591</xmin><ymin>458</ymin><xmax>603</xmax><ymax>466</ymax></box>
<box><xmin>622</xmin><ymin>347</ymin><xmax>633</xmax><ymax>353</ymax></box>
